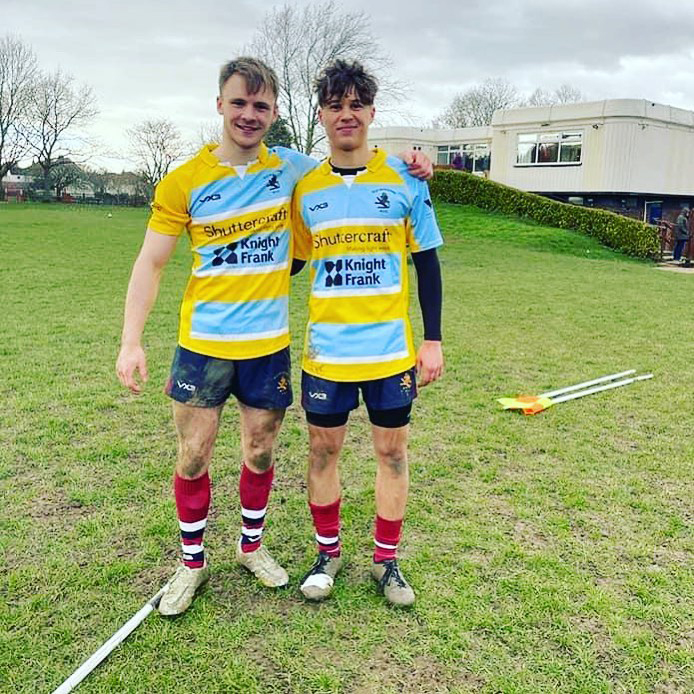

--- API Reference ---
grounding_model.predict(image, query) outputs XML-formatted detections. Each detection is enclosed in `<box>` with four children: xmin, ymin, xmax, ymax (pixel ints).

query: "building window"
<box><xmin>437</xmin><ymin>143</ymin><xmax>491</xmax><ymax>173</ymax></box>
<box><xmin>516</xmin><ymin>131</ymin><xmax>582</xmax><ymax>166</ymax></box>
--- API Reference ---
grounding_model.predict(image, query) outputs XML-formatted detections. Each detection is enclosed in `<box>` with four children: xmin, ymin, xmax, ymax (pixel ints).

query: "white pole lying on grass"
<box><xmin>52</xmin><ymin>582</ymin><xmax>170</xmax><ymax>694</ymax></box>
<box><xmin>550</xmin><ymin>373</ymin><xmax>653</xmax><ymax>405</ymax></box>
<box><xmin>539</xmin><ymin>370</ymin><xmax>636</xmax><ymax>399</ymax></box>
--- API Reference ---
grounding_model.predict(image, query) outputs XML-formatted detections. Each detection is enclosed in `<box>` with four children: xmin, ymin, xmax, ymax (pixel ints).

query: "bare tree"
<box><xmin>439</xmin><ymin>78</ymin><xmax>519</xmax><ymax>128</ymax></box>
<box><xmin>26</xmin><ymin>69</ymin><xmax>97</xmax><ymax>192</ymax></box>
<box><xmin>247</xmin><ymin>1</ymin><xmax>397</xmax><ymax>155</ymax></box>
<box><xmin>554</xmin><ymin>83</ymin><xmax>584</xmax><ymax>104</ymax></box>
<box><xmin>0</xmin><ymin>35</ymin><xmax>37</xmax><ymax>189</ymax></box>
<box><xmin>523</xmin><ymin>87</ymin><xmax>554</xmax><ymax>108</ymax></box>
<box><xmin>195</xmin><ymin>120</ymin><xmax>222</xmax><ymax>149</ymax></box>
<box><xmin>521</xmin><ymin>84</ymin><xmax>584</xmax><ymax>107</ymax></box>
<box><xmin>127</xmin><ymin>118</ymin><xmax>187</xmax><ymax>197</ymax></box>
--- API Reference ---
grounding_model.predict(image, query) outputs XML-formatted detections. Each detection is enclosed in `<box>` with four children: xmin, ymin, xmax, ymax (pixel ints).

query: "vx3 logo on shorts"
<box><xmin>212</xmin><ymin>242</ymin><xmax>239</xmax><ymax>266</ymax></box>
<box><xmin>309</xmin><ymin>391</ymin><xmax>328</xmax><ymax>400</ymax></box>
<box><xmin>265</xmin><ymin>174</ymin><xmax>280</xmax><ymax>191</ymax></box>
<box><xmin>309</xmin><ymin>201</ymin><xmax>328</xmax><ymax>212</ymax></box>
<box><xmin>375</xmin><ymin>192</ymin><xmax>390</xmax><ymax>210</ymax></box>
<box><xmin>199</xmin><ymin>193</ymin><xmax>221</xmax><ymax>205</ymax></box>
<box><xmin>177</xmin><ymin>380</ymin><xmax>196</xmax><ymax>392</ymax></box>
<box><xmin>324</xmin><ymin>259</ymin><xmax>343</xmax><ymax>287</ymax></box>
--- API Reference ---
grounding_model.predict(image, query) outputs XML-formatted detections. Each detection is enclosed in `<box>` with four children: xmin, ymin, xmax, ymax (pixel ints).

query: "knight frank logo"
<box><xmin>210</xmin><ymin>236</ymin><xmax>280</xmax><ymax>267</ymax></box>
<box><xmin>212</xmin><ymin>242</ymin><xmax>238</xmax><ymax>265</ymax></box>
<box><xmin>325</xmin><ymin>259</ymin><xmax>343</xmax><ymax>286</ymax></box>
<box><xmin>323</xmin><ymin>257</ymin><xmax>387</xmax><ymax>289</ymax></box>
<box><xmin>266</xmin><ymin>174</ymin><xmax>280</xmax><ymax>191</ymax></box>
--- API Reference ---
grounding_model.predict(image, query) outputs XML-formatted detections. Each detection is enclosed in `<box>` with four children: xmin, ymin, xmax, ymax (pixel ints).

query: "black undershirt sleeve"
<box><xmin>291</xmin><ymin>258</ymin><xmax>306</xmax><ymax>276</ymax></box>
<box><xmin>411</xmin><ymin>248</ymin><xmax>442</xmax><ymax>341</ymax></box>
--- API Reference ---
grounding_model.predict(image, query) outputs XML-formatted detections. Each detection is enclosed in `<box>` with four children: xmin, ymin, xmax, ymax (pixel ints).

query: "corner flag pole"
<box><xmin>549</xmin><ymin>373</ymin><xmax>653</xmax><ymax>405</ymax></box>
<box><xmin>538</xmin><ymin>370</ymin><xmax>636</xmax><ymax>398</ymax></box>
<box><xmin>52</xmin><ymin>582</ymin><xmax>170</xmax><ymax>694</ymax></box>
<box><xmin>498</xmin><ymin>370</ymin><xmax>653</xmax><ymax>415</ymax></box>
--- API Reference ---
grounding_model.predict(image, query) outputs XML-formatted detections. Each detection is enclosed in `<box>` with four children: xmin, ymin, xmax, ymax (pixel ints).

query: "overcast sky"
<box><xmin>5</xmin><ymin>0</ymin><xmax>694</xmax><ymax>171</ymax></box>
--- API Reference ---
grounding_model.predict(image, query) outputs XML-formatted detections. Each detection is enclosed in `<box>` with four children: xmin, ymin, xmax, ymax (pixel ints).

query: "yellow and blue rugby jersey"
<box><xmin>148</xmin><ymin>143</ymin><xmax>317</xmax><ymax>359</ymax></box>
<box><xmin>292</xmin><ymin>149</ymin><xmax>443</xmax><ymax>382</ymax></box>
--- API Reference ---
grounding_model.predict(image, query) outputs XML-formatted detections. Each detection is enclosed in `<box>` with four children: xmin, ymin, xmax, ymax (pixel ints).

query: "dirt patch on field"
<box><xmin>25</xmin><ymin>492</ymin><xmax>92</xmax><ymax>520</ymax></box>
<box><xmin>350</xmin><ymin>652</ymin><xmax>484</xmax><ymax>693</ymax></box>
<box><xmin>513</xmin><ymin>519</ymin><xmax>550</xmax><ymax>551</ymax></box>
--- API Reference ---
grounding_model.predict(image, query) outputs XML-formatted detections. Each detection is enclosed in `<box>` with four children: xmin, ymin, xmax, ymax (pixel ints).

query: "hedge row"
<box><xmin>429</xmin><ymin>170</ymin><xmax>660</xmax><ymax>259</ymax></box>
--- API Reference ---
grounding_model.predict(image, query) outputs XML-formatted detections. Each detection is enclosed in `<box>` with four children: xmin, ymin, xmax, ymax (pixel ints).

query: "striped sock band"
<box><xmin>309</xmin><ymin>498</ymin><xmax>341</xmax><ymax>557</ymax></box>
<box><xmin>239</xmin><ymin>463</ymin><xmax>274</xmax><ymax>554</ymax></box>
<box><xmin>174</xmin><ymin>471</ymin><xmax>210</xmax><ymax>569</ymax></box>
<box><xmin>373</xmin><ymin>515</ymin><xmax>402</xmax><ymax>563</ymax></box>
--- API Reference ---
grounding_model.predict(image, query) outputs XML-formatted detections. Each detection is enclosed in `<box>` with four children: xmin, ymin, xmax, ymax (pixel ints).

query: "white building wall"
<box><xmin>369</xmin><ymin>125</ymin><xmax>492</xmax><ymax>167</ymax></box>
<box><xmin>371</xmin><ymin>99</ymin><xmax>694</xmax><ymax>197</ymax></box>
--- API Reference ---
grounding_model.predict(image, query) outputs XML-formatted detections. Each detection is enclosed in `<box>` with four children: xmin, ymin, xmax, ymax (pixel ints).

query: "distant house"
<box><xmin>369</xmin><ymin>99</ymin><xmax>694</xmax><ymax>223</ymax></box>
<box><xmin>1</xmin><ymin>170</ymin><xmax>34</xmax><ymax>201</ymax></box>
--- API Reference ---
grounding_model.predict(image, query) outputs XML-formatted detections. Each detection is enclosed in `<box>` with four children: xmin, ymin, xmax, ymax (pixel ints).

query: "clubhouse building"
<box><xmin>369</xmin><ymin>99</ymin><xmax>694</xmax><ymax>223</ymax></box>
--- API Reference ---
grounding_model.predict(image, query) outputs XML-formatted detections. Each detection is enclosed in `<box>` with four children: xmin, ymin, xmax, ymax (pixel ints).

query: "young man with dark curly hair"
<box><xmin>293</xmin><ymin>60</ymin><xmax>444</xmax><ymax>606</ymax></box>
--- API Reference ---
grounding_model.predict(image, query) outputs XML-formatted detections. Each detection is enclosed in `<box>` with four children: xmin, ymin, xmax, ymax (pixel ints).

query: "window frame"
<box><xmin>437</xmin><ymin>142</ymin><xmax>491</xmax><ymax>173</ymax></box>
<box><xmin>515</xmin><ymin>130</ymin><xmax>583</xmax><ymax>167</ymax></box>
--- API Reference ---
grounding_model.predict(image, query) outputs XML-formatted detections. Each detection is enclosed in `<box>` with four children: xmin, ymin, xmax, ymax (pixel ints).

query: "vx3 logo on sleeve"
<box><xmin>199</xmin><ymin>193</ymin><xmax>221</xmax><ymax>205</ymax></box>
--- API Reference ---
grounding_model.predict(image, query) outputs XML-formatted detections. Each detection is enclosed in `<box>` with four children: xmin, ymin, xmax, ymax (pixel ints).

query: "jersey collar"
<box><xmin>319</xmin><ymin>148</ymin><xmax>386</xmax><ymax>176</ymax></box>
<box><xmin>198</xmin><ymin>142</ymin><xmax>271</xmax><ymax>168</ymax></box>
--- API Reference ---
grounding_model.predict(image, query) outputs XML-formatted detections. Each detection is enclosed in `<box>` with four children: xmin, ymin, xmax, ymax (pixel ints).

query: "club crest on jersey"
<box><xmin>375</xmin><ymin>192</ymin><xmax>390</xmax><ymax>210</ymax></box>
<box><xmin>265</xmin><ymin>173</ymin><xmax>281</xmax><ymax>191</ymax></box>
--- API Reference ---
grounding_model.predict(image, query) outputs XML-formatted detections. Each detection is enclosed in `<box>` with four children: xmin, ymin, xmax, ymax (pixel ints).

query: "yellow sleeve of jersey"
<box><xmin>291</xmin><ymin>189</ymin><xmax>312</xmax><ymax>260</ymax></box>
<box><xmin>147</xmin><ymin>171</ymin><xmax>189</xmax><ymax>236</ymax></box>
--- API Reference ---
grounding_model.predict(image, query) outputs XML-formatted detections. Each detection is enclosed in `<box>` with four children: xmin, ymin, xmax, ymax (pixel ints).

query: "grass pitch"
<box><xmin>1</xmin><ymin>202</ymin><xmax>692</xmax><ymax>693</ymax></box>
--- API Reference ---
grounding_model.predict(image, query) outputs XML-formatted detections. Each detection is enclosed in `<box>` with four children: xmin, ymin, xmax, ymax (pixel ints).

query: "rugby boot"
<box><xmin>158</xmin><ymin>562</ymin><xmax>210</xmax><ymax>616</ymax></box>
<box><xmin>371</xmin><ymin>559</ymin><xmax>415</xmax><ymax>607</ymax></box>
<box><xmin>299</xmin><ymin>552</ymin><xmax>344</xmax><ymax>601</ymax></box>
<box><xmin>235</xmin><ymin>540</ymin><xmax>288</xmax><ymax>587</ymax></box>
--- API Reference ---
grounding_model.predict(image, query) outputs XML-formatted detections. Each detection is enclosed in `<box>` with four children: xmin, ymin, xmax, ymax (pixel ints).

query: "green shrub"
<box><xmin>430</xmin><ymin>170</ymin><xmax>660</xmax><ymax>259</ymax></box>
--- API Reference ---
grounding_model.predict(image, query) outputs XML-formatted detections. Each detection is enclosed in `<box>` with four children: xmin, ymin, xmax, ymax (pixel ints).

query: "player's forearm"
<box><xmin>121</xmin><ymin>255</ymin><xmax>164</xmax><ymax>347</ymax></box>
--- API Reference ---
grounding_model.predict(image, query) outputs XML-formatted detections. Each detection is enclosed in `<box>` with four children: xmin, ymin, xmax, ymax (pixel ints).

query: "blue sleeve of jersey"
<box><xmin>272</xmin><ymin>146</ymin><xmax>319</xmax><ymax>178</ymax></box>
<box><xmin>404</xmin><ymin>175</ymin><xmax>444</xmax><ymax>252</ymax></box>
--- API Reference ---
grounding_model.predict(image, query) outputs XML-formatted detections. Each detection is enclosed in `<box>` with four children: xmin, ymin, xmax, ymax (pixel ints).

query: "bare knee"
<box><xmin>376</xmin><ymin>445</ymin><xmax>408</xmax><ymax>476</ymax></box>
<box><xmin>309</xmin><ymin>443</ymin><xmax>340</xmax><ymax>474</ymax></box>
<box><xmin>247</xmin><ymin>446</ymin><xmax>273</xmax><ymax>472</ymax></box>
<box><xmin>178</xmin><ymin>439</ymin><xmax>213</xmax><ymax>478</ymax></box>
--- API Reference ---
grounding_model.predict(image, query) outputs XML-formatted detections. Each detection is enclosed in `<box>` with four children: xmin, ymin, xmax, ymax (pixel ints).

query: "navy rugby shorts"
<box><xmin>165</xmin><ymin>345</ymin><xmax>292</xmax><ymax>409</ymax></box>
<box><xmin>301</xmin><ymin>368</ymin><xmax>417</xmax><ymax>427</ymax></box>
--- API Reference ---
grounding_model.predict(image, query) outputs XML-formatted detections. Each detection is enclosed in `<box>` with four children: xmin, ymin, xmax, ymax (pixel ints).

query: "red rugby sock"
<box><xmin>174</xmin><ymin>471</ymin><xmax>210</xmax><ymax>569</ymax></box>
<box><xmin>239</xmin><ymin>463</ymin><xmax>274</xmax><ymax>553</ymax></box>
<box><xmin>373</xmin><ymin>515</ymin><xmax>402</xmax><ymax>562</ymax></box>
<box><xmin>309</xmin><ymin>498</ymin><xmax>341</xmax><ymax>557</ymax></box>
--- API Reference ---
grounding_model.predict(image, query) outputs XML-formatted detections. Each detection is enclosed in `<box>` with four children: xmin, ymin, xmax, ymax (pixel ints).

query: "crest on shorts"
<box><xmin>277</xmin><ymin>375</ymin><xmax>289</xmax><ymax>393</ymax></box>
<box><xmin>400</xmin><ymin>373</ymin><xmax>412</xmax><ymax>391</ymax></box>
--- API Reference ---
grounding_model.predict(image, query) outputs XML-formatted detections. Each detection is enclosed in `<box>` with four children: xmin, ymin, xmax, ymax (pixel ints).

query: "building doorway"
<box><xmin>644</xmin><ymin>200</ymin><xmax>663</xmax><ymax>224</ymax></box>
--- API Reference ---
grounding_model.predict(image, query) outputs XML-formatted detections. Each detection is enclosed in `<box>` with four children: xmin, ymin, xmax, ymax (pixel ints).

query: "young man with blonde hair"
<box><xmin>116</xmin><ymin>57</ymin><xmax>433</xmax><ymax>615</ymax></box>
